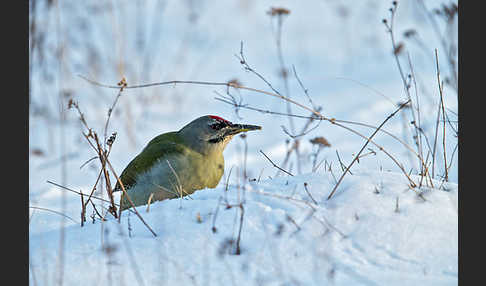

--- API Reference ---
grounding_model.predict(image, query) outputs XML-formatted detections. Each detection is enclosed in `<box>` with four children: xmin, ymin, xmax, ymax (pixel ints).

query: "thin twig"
<box><xmin>259</xmin><ymin>150</ymin><xmax>294</xmax><ymax>177</ymax></box>
<box><xmin>303</xmin><ymin>183</ymin><xmax>318</xmax><ymax>204</ymax></box>
<box><xmin>292</xmin><ymin>65</ymin><xmax>317</xmax><ymax>109</ymax></box>
<box><xmin>47</xmin><ymin>180</ymin><xmax>112</xmax><ymax>205</ymax></box>
<box><xmin>104</xmin><ymin>80</ymin><xmax>125</xmax><ymax>149</ymax></box>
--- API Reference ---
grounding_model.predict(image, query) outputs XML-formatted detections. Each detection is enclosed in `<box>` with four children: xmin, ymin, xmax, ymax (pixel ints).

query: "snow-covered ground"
<box><xmin>29</xmin><ymin>0</ymin><xmax>458</xmax><ymax>285</ymax></box>
<box><xmin>30</xmin><ymin>171</ymin><xmax>457</xmax><ymax>285</ymax></box>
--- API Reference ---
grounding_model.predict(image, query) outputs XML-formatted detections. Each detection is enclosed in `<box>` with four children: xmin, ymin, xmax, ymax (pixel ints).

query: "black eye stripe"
<box><xmin>210</xmin><ymin>119</ymin><xmax>231</xmax><ymax>130</ymax></box>
<box><xmin>210</xmin><ymin>122</ymin><xmax>226</xmax><ymax>130</ymax></box>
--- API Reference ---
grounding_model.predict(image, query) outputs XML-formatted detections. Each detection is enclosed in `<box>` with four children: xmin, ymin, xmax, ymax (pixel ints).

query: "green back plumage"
<box><xmin>114</xmin><ymin>132</ymin><xmax>188</xmax><ymax>191</ymax></box>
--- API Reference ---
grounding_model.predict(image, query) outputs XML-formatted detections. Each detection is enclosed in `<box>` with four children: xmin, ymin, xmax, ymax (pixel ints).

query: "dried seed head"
<box><xmin>117</xmin><ymin>77</ymin><xmax>127</xmax><ymax>86</ymax></box>
<box><xmin>106</xmin><ymin>132</ymin><xmax>117</xmax><ymax>146</ymax></box>
<box><xmin>267</xmin><ymin>7</ymin><xmax>291</xmax><ymax>16</ymax></box>
<box><xmin>117</xmin><ymin>77</ymin><xmax>128</xmax><ymax>91</ymax></box>
<box><xmin>227</xmin><ymin>78</ymin><xmax>242</xmax><ymax>88</ymax></box>
<box><xmin>393</xmin><ymin>42</ymin><xmax>404</xmax><ymax>55</ymax></box>
<box><xmin>310</xmin><ymin>136</ymin><xmax>331</xmax><ymax>148</ymax></box>
<box><xmin>31</xmin><ymin>148</ymin><xmax>45</xmax><ymax>156</ymax></box>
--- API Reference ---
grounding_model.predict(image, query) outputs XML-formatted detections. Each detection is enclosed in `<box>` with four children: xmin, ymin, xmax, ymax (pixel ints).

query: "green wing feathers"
<box><xmin>114</xmin><ymin>132</ymin><xmax>187</xmax><ymax>191</ymax></box>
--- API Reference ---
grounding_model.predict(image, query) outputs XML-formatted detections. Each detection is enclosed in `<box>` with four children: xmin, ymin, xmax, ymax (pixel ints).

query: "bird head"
<box><xmin>179</xmin><ymin>115</ymin><xmax>261</xmax><ymax>154</ymax></box>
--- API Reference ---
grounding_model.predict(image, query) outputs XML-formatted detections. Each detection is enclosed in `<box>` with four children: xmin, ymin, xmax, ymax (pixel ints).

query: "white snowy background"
<box><xmin>29</xmin><ymin>0</ymin><xmax>458</xmax><ymax>285</ymax></box>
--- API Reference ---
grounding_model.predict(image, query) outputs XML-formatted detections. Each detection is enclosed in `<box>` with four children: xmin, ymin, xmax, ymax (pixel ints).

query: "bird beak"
<box><xmin>227</xmin><ymin>123</ymin><xmax>262</xmax><ymax>135</ymax></box>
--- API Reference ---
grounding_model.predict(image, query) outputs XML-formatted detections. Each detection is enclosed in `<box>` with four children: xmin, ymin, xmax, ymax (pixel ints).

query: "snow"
<box><xmin>29</xmin><ymin>0</ymin><xmax>458</xmax><ymax>285</ymax></box>
<box><xmin>30</xmin><ymin>171</ymin><xmax>457</xmax><ymax>285</ymax></box>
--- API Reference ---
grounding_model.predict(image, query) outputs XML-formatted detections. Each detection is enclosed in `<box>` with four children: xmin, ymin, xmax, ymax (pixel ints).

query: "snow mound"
<box><xmin>29</xmin><ymin>170</ymin><xmax>457</xmax><ymax>285</ymax></box>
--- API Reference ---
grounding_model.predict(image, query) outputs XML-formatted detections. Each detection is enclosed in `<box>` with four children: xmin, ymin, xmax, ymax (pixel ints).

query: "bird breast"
<box><xmin>131</xmin><ymin>150</ymin><xmax>225</xmax><ymax>200</ymax></box>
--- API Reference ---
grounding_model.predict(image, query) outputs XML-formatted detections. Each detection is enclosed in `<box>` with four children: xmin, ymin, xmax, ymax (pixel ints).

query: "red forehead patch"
<box><xmin>209</xmin><ymin>115</ymin><xmax>230</xmax><ymax>123</ymax></box>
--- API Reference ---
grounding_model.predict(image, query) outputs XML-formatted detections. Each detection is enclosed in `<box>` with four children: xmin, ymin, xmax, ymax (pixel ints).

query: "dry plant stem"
<box><xmin>276</xmin><ymin>140</ymin><xmax>295</xmax><ymax>177</ymax></box>
<box><xmin>435</xmin><ymin>49</ymin><xmax>448</xmax><ymax>181</ymax></box>
<box><xmin>235</xmin><ymin>203</ymin><xmax>244</xmax><ymax>255</ymax></box>
<box><xmin>105</xmin><ymin>158</ymin><xmax>157</xmax><ymax>237</ymax></box>
<box><xmin>239</xmin><ymin>41</ymin><xmax>302</xmax><ymax>173</ymax></box>
<box><xmin>445</xmin><ymin>143</ymin><xmax>458</xmax><ymax>178</ymax></box>
<box><xmin>335</xmin><ymin>150</ymin><xmax>352</xmax><ymax>174</ymax></box>
<box><xmin>303</xmin><ymin>183</ymin><xmax>318</xmax><ymax>204</ymax></box>
<box><xmin>46</xmin><ymin>180</ymin><xmax>108</xmax><ymax>219</ymax></box>
<box><xmin>70</xmin><ymin>102</ymin><xmax>116</xmax><ymax>217</ymax></box>
<box><xmin>407</xmin><ymin>54</ymin><xmax>423</xmax><ymax>148</ymax></box>
<box><xmin>385</xmin><ymin>4</ymin><xmax>425</xmax><ymax>172</ymax></box>
<box><xmin>331</xmin><ymin>119</ymin><xmax>418</xmax><ymax>187</ymax></box>
<box><xmin>92</xmin><ymin>133</ymin><xmax>118</xmax><ymax>218</ymax></box>
<box><xmin>234</xmin><ymin>82</ymin><xmax>419</xmax><ymax>189</ymax></box>
<box><xmin>292</xmin><ymin>65</ymin><xmax>317</xmax><ymax>109</ymax></box>
<box><xmin>384</xmin><ymin>3</ymin><xmax>435</xmax><ymax>187</ymax></box>
<box><xmin>273</xmin><ymin>16</ymin><xmax>298</xmax><ymax>173</ymax></box>
<box><xmin>416</xmin><ymin>0</ymin><xmax>458</xmax><ymax>91</ymax></box>
<box><xmin>79</xmin><ymin>76</ymin><xmax>418</xmax><ymax>188</ymax></box>
<box><xmin>103</xmin><ymin>87</ymin><xmax>123</xmax><ymax>149</ymax></box>
<box><xmin>407</xmin><ymin>53</ymin><xmax>426</xmax><ymax>178</ymax></box>
<box><xmin>416</xmin><ymin>157</ymin><xmax>431</xmax><ymax>182</ymax></box>
<box><xmin>385</xmin><ymin>3</ymin><xmax>408</xmax><ymax>95</ymax></box>
<box><xmin>260</xmin><ymin>150</ymin><xmax>294</xmax><ymax>177</ymax></box>
<box><xmin>234</xmin><ymin>42</ymin><xmax>282</xmax><ymax>100</ymax></box>
<box><xmin>70</xmin><ymin>99</ymin><xmax>156</xmax><ymax>236</ymax></box>
<box><xmin>327</xmin><ymin>100</ymin><xmax>413</xmax><ymax>200</ymax></box>
<box><xmin>75</xmin><ymin>92</ymin><xmax>119</xmax><ymax>218</ymax></box>
<box><xmin>83</xmin><ymin>168</ymin><xmax>105</xmax><ymax>214</ymax></box>
<box><xmin>80</xmin><ymin>192</ymin><xmax>86</xmax><ymax>227</ymax></box>
<box><xmin>211</xmin><ymin>196</ymin><xmax>223</xmax><ymax>233</ymax></box>
<box><xmin>220</xmin><ymin>98</ymin><xmax>424</xmax><ymax>167</ymax></box>
<box><xmin>273</xmin><ymin>16</ymin><xmax>295</xmax><ymax>134</ymax></box>
<box><xmin>431</xmin><ymin>103</ymin><xmax>441</xmax><ymax>178</ymax></box>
